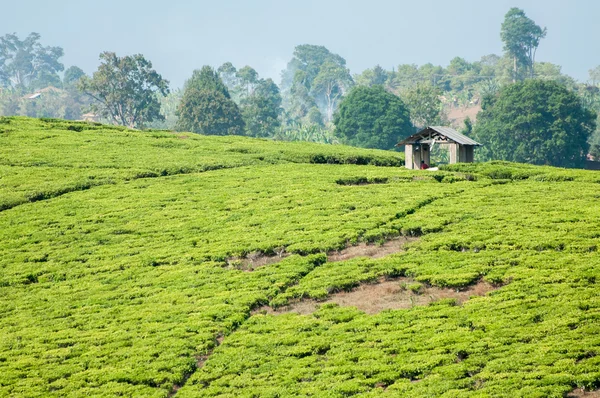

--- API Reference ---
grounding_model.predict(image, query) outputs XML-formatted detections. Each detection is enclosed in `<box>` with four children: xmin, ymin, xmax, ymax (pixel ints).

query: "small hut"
<box><xmin>397</xmin><ymin>126</ymin><xmax>481</xmax><ymax>169</ymax></box>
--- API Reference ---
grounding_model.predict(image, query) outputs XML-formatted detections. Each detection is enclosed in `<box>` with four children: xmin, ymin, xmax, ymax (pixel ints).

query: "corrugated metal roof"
<box><xmin>397</xmin><ymin>126</ymin><xmax>481</xmax><ymax>146</ymax></box>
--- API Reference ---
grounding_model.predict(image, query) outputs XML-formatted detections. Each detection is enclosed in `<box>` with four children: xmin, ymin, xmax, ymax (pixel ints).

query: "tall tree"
<box><xmin>500</xmin><ymin>8</ymin><xmax>546</xmax><ymax>81</ymax></box>
<box><xmin>473</xmin><ymin>80</ymin><xmax>595</xmax><ymax>168</ymax></box>
<box><xmin>0</xmin><ymin>32</ymin><xmax>64</xmax><ymax>90</ymax></box>
<box><xmin>401</xmin><ymin>83</ymin><xmax>444</xmax><ymax>128</ymax></box>
<box><xmin>311</xmin><ymin>60</ymin><xmax>353</xmax><ymax>122</ymax></box>
<box><xmin>176</xmin><ymin>66</ymin><xmax>244</xmax><ymax>135</ymax></box>
<box><xmin>236</xmin><ymin>66</ymin><xmax>259</xmax><ymax>98</ymax></box>
<box><xmin>79</xmin><ymin>52</ymin><xmax>169</xmax><ymax>129</ymax></box>
<box><xmin>589</xmin><ymin>66</ymin><xmax>600</xmax><ymax>86</ymax></box>
<box><xmin>217</xmin><ymin>62</ymin><xmax>238</xmax><ymax>92</ymax></box>
<box><xmin>333</xmin><ymin>85</ymin><xmax>412</xmax><ymax>150</ymax></box>
<box><xmin>280</xmin><ymin>44</ymin><xmax>352</xmax><ymax>123</ymax></box>
<box><xmin>240</xmin><ymin>78</ymin><xmax>282</xmax><ymax>137</ymax></box>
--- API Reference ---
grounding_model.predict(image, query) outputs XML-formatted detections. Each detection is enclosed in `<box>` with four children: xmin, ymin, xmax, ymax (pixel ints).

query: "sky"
<box><xmin>4</xmin><ymin>0</ymin><xmax>599</xmax><ymax>88</ymax></box>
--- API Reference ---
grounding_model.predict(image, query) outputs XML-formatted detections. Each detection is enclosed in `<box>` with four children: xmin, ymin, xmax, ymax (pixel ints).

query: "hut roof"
<box><xmin>397</xmin><ymin>126</ymin><xmax>481</xmax><ymax>146</ymax></box>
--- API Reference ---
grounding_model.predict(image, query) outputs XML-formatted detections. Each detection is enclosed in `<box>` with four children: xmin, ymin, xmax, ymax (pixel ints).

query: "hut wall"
<box><xmin>422</xmin><ymin>144</ymin><xmax>431</xmax><ymax>167</ymax></box>
<box><xmin>459</xmin><ymin>145</ymin><xmax>467</xmax><ymax>162</ymax></box>
<box><xmin>449</xmin><ymin>143</ymin><xmax>459</xmax><ymax>164</ymax></box>
<box><xmin>405</xmin><ymin>145</ymin><xmax>414</xmax><ymax>169</ymax></box>
<box><xmin>412</xmin><ymin>146</ymin><xmax>422</xmax><ymax>169</ymax></box>
<box><xmin>465</xmin><ymin>146</ymin><xmax>474</xmax><ymax>163</ymax></box>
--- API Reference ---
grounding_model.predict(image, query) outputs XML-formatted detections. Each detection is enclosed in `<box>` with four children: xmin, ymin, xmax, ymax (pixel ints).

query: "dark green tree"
<box><xmin>79</xmin><ymin>52</ymin><xmax>169</xmax><ymax>129</ymax></box>
<box><xmin>473</xmin><ymin>80</ymin><xmax>595</xmax><ymax>168</ymax></box>
<box><xmin>176</xmin><ymin>66</ymin><xmax>244</xmax><ymax>135</ymax></box>
<box><xmin>0</xmin><ymin>32</ymin><xmax>64</xmax><ymax>90</ymax></box>
<box><xmin>500</xmin><ymin>8</ymin><xmax>546</xmax><ymax>81</ymax></box>
<box><xmin>240</xmin><ymin>78</ymin><xmax>282</xmax><ymax>137</ymax></box>
<box><xmin>333</xmin><ymin>85</ymin><xmax>412</xmax><ymax>150</ymax></box>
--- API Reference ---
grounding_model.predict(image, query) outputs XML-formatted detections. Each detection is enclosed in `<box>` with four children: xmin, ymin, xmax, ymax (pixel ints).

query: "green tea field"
<box><xmin>0</xmin><ymin>117</ymin><xmax>599</xmax><ymax>397</ymax></box>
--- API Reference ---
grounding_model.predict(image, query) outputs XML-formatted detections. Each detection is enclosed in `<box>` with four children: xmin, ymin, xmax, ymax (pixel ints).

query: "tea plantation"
<box><xmin>0</xmin><ymin>117</ymin><xmax>598</xmax><ymax>397</ymax></box>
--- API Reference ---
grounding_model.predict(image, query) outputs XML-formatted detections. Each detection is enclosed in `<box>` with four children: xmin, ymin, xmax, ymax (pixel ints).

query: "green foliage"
<box><xmin>2</xmin><ymin>118</ymin><xmax>600</xmax><ymax>397</ymax></box>
<box><xmin>273</xmin><ymin>124</ymin><xmax>339</xmax><ymax>144</ymax></box>
<box><xmin>500</xmin><ymin>7</ymin><xmax>547</xmax><ymax>80</ymax></box>
<box><xmin>0</xmin><ymin>32</ymin><xmax>64</xmax><ymax>90</ymax></box>
<box><xmin>354</xmin><ymin>65</ymin><xmax>389</xmax><ymax>87</ymax></box>
<box><xmin>240</xmin><ymin>78</ymin><xmax>282</xmax><ymax>137</ymax></box>
<box><xmin>474</xmin><ymin>79</ymin><xmax>596</xmax><ymax>168</ymax></box>
<box><xmin>401</xmin><ymin>83</ymin><xmax>444</xmax><ymax>128</ymax></box>
<box><xmin>334</xmin><ymin>85</ymin><xmax>413</xmax><ymax>150</ymax></box>
<box><xmin>176</xmin><ymin>66</ymin><xmax>244</xmax><ymax>135</ymax></box>
<box><xmin>62</xmin><ymin>66</ymin><xmax>85</xmax><ymax>87</ymax></box>
<box><xmin>281</xmin><ymin>44</ymin><xmax>353</xmax><ymax>124</ymax></box>
<box><xmin>184</xmin><ymin>66</ymin><xmax>230</xmax><ymax>98</ymax></box>
<box><xmin>79</xmin><ymin>52</ymin><xmax>169</xmax><ymax>129</ymax></box>
<box><xmin>0</xmin><ymin>117</ymin><xmax>403</xmax><ymax>211</ymax></box>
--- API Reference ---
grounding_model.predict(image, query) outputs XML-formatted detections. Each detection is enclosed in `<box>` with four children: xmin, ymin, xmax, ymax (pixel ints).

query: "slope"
<box><xmin>0</xmin><ymin>117</ymin><xmax>598</xmax><ymax>397</ymax></box>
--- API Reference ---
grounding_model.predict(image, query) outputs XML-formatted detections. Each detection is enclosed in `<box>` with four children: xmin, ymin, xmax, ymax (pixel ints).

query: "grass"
<box><xmin>0</xmin><ymin>117</ymin><xmax>599</xmax><ymax>397</ymax></box>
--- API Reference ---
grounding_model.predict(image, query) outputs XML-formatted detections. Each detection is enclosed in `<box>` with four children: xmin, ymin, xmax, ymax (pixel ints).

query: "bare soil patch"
<box><xmin>327</xmin><ymin>237</ymin><xmax>418</xmax><ymax>262</ymax></box>
<box><xmin>258</xmin><ymin>278</ymin><xmax>498</xmax><ymax>315</ymax></box>
<box><xmin>568</xmin><ymin>389</ymin><xmax>600</xmax><ymax>398</ymax></box>
<box><xmin>227</xmin><ymin>237</ymin><xmax>417</xmax><ymax>271</ymax></box>
<box><xmin>226</xmin><ymin>249</ymin><xmax>289</xmax><ymax>271</ymax></box>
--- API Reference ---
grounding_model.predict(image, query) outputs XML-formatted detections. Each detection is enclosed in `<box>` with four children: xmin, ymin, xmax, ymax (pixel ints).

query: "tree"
<box><xmin>240</xmin><ymin>78</ymin><xmax>282</xmax><ymax>137</ymax></box>
<box><xmin>589</xmin><ymin>66</ymin><xmax>600</xmax><ymax>86</ymax></box>
<box><xmin>280</xmin><ymin>44</ymin><xmax>353</xmax><ymax>123</ymax></box>
<box><xmin>311</xmin><ymin>60</ymin><xmax>353</xmax><ymax>122</ymax></box>
<box><xmin>176</xmin><ymin>66</ymin><xmax>244</xmax><ymax>135</ymax></box>
<box><xmin>500</xmin><ymin>8</ymin><xmax>546</xmax><ymax>81</ymax></box>
<box><xmin>401</xmin><ymin>83</ymin><xmax>444</xmax><ymax>128</ymax></box>
<box><xmin>236</xmin><ymin>66</ymin><xmax>259</xmax><ymax>98</ymax></box>
<box><xmin>473</xmin><ymin>80</ymin><xmax>595</xmax><ymax>168</ymax></box>
<box><xmin>217</xmin><ymin>62</ymin><xmax>238</xmax><ymax>92</ymax></box>
<box><xmin>79</xmin><ymin>52</ymin><xmax>169</xmax><ymax>129</ymax></box>
<box><xmin>333</xmin><ymin>85</ymin><xmax>412</xmax><ymax>150</ymax></box>
<box><xmin>184</xmin><ymin>65</ymin><xmax>229</xmax><ymax>96</ymax></box>
<box><xmin>63</xmin><ymin>66</ymin><xmax>86</xmax><ymax>87</ymax></box>
<box><xmin>355</xmin><ymin>65</ymin><xmax>388</xmax><ymax>87</ymax></box>
<box><xmin>0</xmin><ymin>32</ymin><xmax>64</xmax><ymax>90</ymax></box>
<box><xmin>534</xmin><ymin>62</ymin><xmax>576</xmax><ymax>89</ymax></box>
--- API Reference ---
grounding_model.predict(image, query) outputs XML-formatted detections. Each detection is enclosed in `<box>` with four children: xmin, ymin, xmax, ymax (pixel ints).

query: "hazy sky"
<box><xmin>4</xmin><ymin>0</ymin><xmax>599</xmax><ymax>88</ymax></box>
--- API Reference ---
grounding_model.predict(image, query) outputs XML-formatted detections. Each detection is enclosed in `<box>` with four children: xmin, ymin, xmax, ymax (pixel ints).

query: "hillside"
<box><xmin>0</xmin><ymin>117</ymin><xmax>599</xmax><ymax>397</ymax></box>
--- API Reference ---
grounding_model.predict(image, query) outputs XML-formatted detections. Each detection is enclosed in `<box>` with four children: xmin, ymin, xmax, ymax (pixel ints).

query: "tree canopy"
<box><xmin>176</xmin><ymin>66</ymin><xmax>244</xmax><ymax>135</ymax></box>
<box><xmin>501</xmin><ymin>8</ymin><xmax>546</xmax><ymax>81</ymax></box>
<box><xmin>281</xmin><ymin>44</ymin><xmax>353</xmax><ymax>124</ymax></box>
<box><xmin>79</xmin><ymin>52</ymin><xmax>169</xmax><ymax>129</ymax></box>
<box><xmin>333</xmin><ymin>85</ymin><xmax>412</xmax><ymax>150</ymax></box>
<box><xmin>0</xmin><ymin>32</ymin><xmax>64</xmax><ymax>90</ymax></box>
<box><xmin>240</xmin><ymin>78</ymin><xmax>282</xmax><ymax>137</ymax></box>
<box><xmin>401</xmin><ymin>83</ymin><xmax>444</xmax><ymax>128</ymax></box>
<box><xmin>474</xmin><ymin>80</ymin><xmax>596</xmax><ymax>168</ymax></box>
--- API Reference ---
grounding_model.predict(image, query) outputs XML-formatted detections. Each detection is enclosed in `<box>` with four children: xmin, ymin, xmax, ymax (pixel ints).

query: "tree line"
<box><xmin>1</xmin><ymin>7</ymin><xmax>599</xmax><ymax>168</ymax></box>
